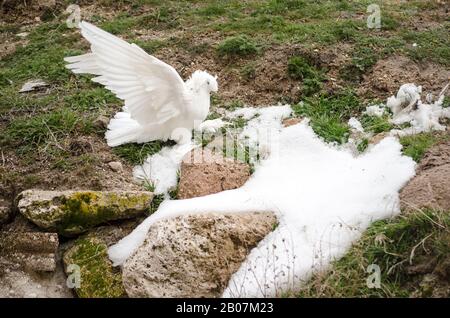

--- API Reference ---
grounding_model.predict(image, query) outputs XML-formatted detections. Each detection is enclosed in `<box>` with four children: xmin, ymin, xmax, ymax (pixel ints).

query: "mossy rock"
<box><xmin>63</xmin><ymin>237</ymin><xmax>126</xmax><ymax>298</ymax></box>
<box><xmin>17</xmin><ymin>190</ymin><xmax>153</xmax><ymax>235</ymax></box>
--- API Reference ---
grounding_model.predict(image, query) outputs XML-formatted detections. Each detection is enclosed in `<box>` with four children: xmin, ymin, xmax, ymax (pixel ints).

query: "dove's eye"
<box><xmin>207</xmin><ymin>81</ymin><xmax>210</xmax><ymax>85</ymax></box>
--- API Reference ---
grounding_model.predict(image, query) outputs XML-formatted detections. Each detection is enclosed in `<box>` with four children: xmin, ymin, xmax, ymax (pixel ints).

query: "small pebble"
<box><xmin>108</xmin><ymin>161</ymin><xmax>123</xmax><ymax>172</ymax></box>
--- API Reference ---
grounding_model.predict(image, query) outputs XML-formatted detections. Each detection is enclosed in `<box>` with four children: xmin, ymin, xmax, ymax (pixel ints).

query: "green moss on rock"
<box><xmin>63</xmin><ymin>237</ymin><xmax>126</xmax><ymax>298</ymax></box>
<box><xmin>18</xmin><ymin>190</ymin><xmax>153</xmax><ymax>235</ymax></box>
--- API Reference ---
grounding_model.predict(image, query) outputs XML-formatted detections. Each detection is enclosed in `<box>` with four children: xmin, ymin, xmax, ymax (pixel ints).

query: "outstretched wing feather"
<box><xmin>65</xmin><ymin>21</ymin><xmax>188</xmax><ymax>125</ymax></box>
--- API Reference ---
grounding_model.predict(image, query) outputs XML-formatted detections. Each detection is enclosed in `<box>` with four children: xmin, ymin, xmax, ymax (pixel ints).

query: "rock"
<box><xmin>1</xmin><ymin>214</ymin><xmax>41</xmax><ymax>233</ymax></box>
<box><xmin>400</xmin><ymin>163</ymin><xmax>450</xmax><ymax>213</ymax></box>
<box><xmin>0</xmin><ymin>232</ymin><xmax>58</xmax><ymax>272</ymax></box>
<box><xmin>282</xmin><ymin>117</ymin><xmax>301</xmax><ymax>127</ymax></box>
<box><xmin>0</xmin><ymin>217</ymin><xmax>72</xmax><ymax>298</ymax></box>
<box><xmin>178</xmin><ymin>148</ymin><xmax>251</xmax><ymax>199</ymax></box>
<box><xmin>122</xmin><ymin>212</ymin><xmax>278</xmax><ymax>298</ymax></box>
<box><xmin>0</xmin><ymin>263</ymin><xmax>73</xmax><ymax>298</ymax></box>
<box><xmin>18</xmin><ymin>190</ymin><xmax>153</xmax><ymax>235</ymax></box>
<box><xmin>108</xmin><ymin>161</ymin><xmax>123</xmax><ymax>173</ymax></box>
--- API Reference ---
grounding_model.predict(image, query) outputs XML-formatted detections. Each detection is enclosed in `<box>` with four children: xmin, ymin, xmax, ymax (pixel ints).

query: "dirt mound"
<box><xmin>401</xmin><ymin>139</ymin><xmax>450</xmax><ymax>213</ymax></box>
<box><xmin>417</xmin><ymin>139</ymin><xmax>450</xmax><ymax>172</ymax></box>
<box><xmin>401</xmin><ymin>163</ymin><xmax>450</xmax><ymax>213</ymax></box>
<box><xmin>153</xmin><ymin>43</ymin><xmax>308</xmax><ymax>106</ymax></box>
<box><xmin>359</xmin><ymin>55</ymin><xmax>450</xmax><ymax>98</ymax></box>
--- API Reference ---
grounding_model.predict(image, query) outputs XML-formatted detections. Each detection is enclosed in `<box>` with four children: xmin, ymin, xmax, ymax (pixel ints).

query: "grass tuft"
<box><xmin>112</xmin><ymin>140</ymin><xmax>175</xmax><ymax>165</ymax></box>
<box><xmin>400</xmin><ymin>133</ymin><xmax>440</xmax><ymax>162</ymax></box>
<box><xmin>217</xmin><ymin>35</ymin><xmax>259</xmax><ymax>57</ymax></box>
<box><xmin>292</xmin><ymin>89</ymin><xmax>362</xmax><ymax>143</ymax></box>
<box><xmin>287</xmin><ymin>56</ymin><xmax>324</xmax><ymax>96</ymax></box>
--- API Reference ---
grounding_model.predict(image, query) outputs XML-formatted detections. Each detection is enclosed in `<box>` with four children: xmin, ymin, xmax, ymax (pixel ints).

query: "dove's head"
<box><xmin>190</xmin><ymin>70</ymin><xmax>218</xmax><ymax>94</ymax></box>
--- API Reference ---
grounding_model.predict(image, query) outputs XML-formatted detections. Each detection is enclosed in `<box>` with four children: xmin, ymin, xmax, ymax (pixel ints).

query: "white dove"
<box><xmin>65</xmin><ymin>21</ymin><xmax>218</xmax><ymax>146</ymax></box>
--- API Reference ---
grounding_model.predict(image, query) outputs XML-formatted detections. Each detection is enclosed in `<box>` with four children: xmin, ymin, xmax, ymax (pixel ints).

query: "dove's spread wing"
<box><xmin>65</xmin><ymin>21</ymin><xmax>189</xmax><ymax>125</ymax></box>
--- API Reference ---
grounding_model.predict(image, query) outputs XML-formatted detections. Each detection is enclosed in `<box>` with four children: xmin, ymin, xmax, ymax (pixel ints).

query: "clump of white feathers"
<box><xmin>387</xmin><ymin>83</ymin><xmax>450</xmax><ymax>136</ymax></box>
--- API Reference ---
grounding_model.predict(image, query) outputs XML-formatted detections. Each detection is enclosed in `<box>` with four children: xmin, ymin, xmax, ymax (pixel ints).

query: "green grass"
<box><xmin>196</xmin><ymin>3</ymin><xmax>227</xmax><ymax>16</ymax></box>
<box><xmin>112</xmin><ymin>140</ymin><xmax>175</xmax><ymax>165</ymax></box>
<box><xmin>403</xmin><ymin>26</ymin><xmax>450</xmax><ymax>66</ymax></box>
<box><xmin>2</xmin><ymin>108</ymin><xmax>94</xmax><ymax>152</ymax></box>
<box><xmin>217</xmin><ymin>35</ymin><xmax>259</xmax><ymax>57</ymax></box>
<box><xmin>137</xmin><ymin>7</ymin><xmax>181</xmax><ymax>30</ymax></box>
<box><xmin>400</xmin><ymin>133</ymin><xmax>441</xmax><ymax>162</ymax></box>
<box><xmin>64</xmin><ymin>88</ymin><xmax>119</xmax><ymax>111</ymax></box>
<box><xmin>131</xmin><ymin>39</ymin><xmax>167</xmax><ymax>54</ymax></box>
<box><xmin>100</xmin><ymin>13</ymin><xmax>137</xmax><ymax>35</ymax></box>
<box><xmin>296</xmin><ymin>209</ymin><xmax>449</xmax><ymax>297</ymax></box>
<box><xmin>150</xmin><ymin>194</ymin><xmax>166</xmax><ymax>214</ymax></box>
<box><xmin>357</xmin><ymin>138</ymin><xmax>369</xmax><ymax>153</ymax></box>
<box><xmin>359</xmin><ymin>114</ymin><xmax>393</xmax><ymax>134</ymax></box>
<box><xmin>287</xmin><ymin>56</ymin><xmax>324</xmax><ymax>96</ymax></box>
<box><xmin>443</xmin><ymin>97</ymin><xmax>450</xmax><ymax>108</ymax></box>
<box><xmin>0</xmin><ymin>22</ymin><xmax>79</xmax><ymax>85</ymax></box>
<box><xmin>292</xmin><ymin>90</ymin><xmax>362</xmax><ymax>143</ymax></box>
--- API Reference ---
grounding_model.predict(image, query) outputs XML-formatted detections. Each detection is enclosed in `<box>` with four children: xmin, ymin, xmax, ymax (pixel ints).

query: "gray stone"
<box><xmin>0</xmin><ymin>232</ymin><xmax>59</xmax><ymax>272</ymax></box>
<box><xmin>122</xmin><ymin>212</ymin><xmax>278</xmax><ymax>298</ymax></box>
<box><xmin>108</xmin><ymin>161</ymin><xmax>123</xmax><ymax>172</ymax></box>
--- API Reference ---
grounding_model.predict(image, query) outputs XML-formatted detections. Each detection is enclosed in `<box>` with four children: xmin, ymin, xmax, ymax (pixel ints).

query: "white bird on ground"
<box><xmin>65</xmin><ymin>21</ymin><xmax>218</xmax><ymax>146</ymax></box>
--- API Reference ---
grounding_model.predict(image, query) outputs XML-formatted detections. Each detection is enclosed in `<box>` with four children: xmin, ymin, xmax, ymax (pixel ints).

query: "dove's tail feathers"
<box><xmin>105</xmin><ymin>112</ymin><xmax>142</xmax><ymax>147</ymax></box>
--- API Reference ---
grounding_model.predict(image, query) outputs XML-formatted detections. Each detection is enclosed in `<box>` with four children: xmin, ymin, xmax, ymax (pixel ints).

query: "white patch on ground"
<box><xmin>197</xmin><ymin>118</ymin><xmax>227</xmax><ymax>133</ymax></box>
<box><xmin>227</xmin><ymin>105</ymin><xmax>292</xmax><ymax>162</ymax></box>
<box><xmin>348</xmin><ymin>117</ymin><xmax>364</xmax><ymax>133</ymax></box>
<box><xmin>226</xmin><ymin>107</ymin><xmax>259</xmax><ymax>120</ymax></box>
<box><xmin>364</xmin><ymin>104</ymin><xmax>386</xmax><ymax>117</ymax></box>
<box><xmin>133</xmin><ymin>142</ymin><xmax>196</xmax><ymax>195</ymax></box>
<box><xmin>109</xmin><ymin>104</ymin><xmax>416</xmax><ymax>297</ymax></box>
<box><xmin>19</xmin><ymin>79</ymin><xmax>48</xmax><ymax>93</ymax></box>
